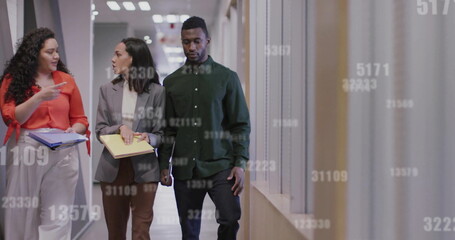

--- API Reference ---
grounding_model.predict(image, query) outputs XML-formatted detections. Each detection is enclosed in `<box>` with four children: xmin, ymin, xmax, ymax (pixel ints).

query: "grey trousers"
<box><xmin>4</xmin><ymin>129</ymin><xmax>79</xmax><ymax>240</ymax></box>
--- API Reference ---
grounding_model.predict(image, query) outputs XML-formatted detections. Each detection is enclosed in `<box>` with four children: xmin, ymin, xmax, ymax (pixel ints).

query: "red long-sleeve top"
<box><xmin>0</xmin><ymin>70</ymin><xmax>90</xmax><ymax>154</ymax></box>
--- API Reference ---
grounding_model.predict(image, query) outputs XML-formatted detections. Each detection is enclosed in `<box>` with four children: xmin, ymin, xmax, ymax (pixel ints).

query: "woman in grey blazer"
<box><xmin>95</xmin><ymin>38</ymin><xmax>165</xmax><ymax>240</ymax></box>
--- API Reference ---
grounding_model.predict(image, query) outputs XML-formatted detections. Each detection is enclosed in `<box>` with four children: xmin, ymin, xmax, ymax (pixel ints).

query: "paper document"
<box><xmin>99</xmin><ymin>134</ymin><xmax>154</xmax><ymax>159</ymax></box>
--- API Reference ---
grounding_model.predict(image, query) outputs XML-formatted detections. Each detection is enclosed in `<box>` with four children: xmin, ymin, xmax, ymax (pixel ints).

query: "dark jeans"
<box><xmin>174</xmin><ymin>168</ymin><xmax>241</xmax><ymax>240</ymax></box>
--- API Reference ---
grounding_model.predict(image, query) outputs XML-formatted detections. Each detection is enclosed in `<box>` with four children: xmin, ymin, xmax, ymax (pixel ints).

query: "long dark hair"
<box><xmin>0</xmin><ymin>27</ymin><xmax>69</xmax><ymax>105</ymax></box>
<box><xmin>112</xmin><ymin>38</ymin><xmax>160</xmax><ymax>94</ymax></box>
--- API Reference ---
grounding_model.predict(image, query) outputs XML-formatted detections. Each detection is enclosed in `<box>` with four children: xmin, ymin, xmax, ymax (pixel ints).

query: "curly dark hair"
<box><xmin>0</xmin><ymin>27</ymin><xmax>69</xmax><ymax>105</ymax></box>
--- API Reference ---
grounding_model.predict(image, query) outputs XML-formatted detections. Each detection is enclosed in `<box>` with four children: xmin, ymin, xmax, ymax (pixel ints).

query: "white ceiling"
<box><xmin>92</xmin><ymin>0</ymin><xmax>221</xmax><ymax>76</ymax></box>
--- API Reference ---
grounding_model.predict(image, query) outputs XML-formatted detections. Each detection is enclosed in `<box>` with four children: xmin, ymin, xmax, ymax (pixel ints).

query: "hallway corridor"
<box><xmin>79</xmin><ymin>184</ymin><xmax>217</xmax><ymax>239</ymax></box>
<box><xmin>1</xmin><ymin>0</ymin><xmax>455</xmax><ymax>239</ymax></box>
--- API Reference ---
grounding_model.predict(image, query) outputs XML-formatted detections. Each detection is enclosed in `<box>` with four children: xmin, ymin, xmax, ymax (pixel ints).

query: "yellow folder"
<box><xmin>100</xmin><ymin>134</ymin><xmax>154</xmax><ymax>159</ymax></box>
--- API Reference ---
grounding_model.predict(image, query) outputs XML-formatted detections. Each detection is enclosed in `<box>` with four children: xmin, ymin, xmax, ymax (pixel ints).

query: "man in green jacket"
<box><xmin>158</xmin><ymin>16</ymin><xmax>250</xmax><ymax>240</ymax></box>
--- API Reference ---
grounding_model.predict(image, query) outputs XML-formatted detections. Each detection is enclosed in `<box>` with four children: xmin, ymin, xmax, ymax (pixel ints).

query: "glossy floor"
<box><xmin>78</xmin><ymin>183</ymin><xmax>218</xmax><ymax>239</ymax></box>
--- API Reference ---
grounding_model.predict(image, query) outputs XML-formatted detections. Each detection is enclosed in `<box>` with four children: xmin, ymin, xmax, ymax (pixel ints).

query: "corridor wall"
<box><xmin>0</xmin><ymin>0</ymin><xmax>93</xmax><ymax>238</ymax></box>
<box><xmin>0</xmin><ymin>1</ymin><xmax>13</xmax><ymax>238</ymax></box>
<box><xmin>247</xmin><ymin>0</ymin><xmax>307</xmax><ymax>239</ymax></box>
<box><xmin>346</xmin><ymin>0</ymin><xmax>455</xmax><ymax>240</ymax></box>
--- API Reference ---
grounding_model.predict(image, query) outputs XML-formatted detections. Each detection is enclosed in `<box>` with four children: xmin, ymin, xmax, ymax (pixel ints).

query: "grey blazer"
<box><xmin>95</xmin><ymin>79</ymin><xmax>165</xmax><ymax>183</ymax></box>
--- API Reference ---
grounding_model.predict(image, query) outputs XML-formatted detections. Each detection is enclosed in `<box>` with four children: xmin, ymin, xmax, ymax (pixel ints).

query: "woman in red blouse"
<box><xmin>0</xmin><ymin>28</ymin><xmax>89</xmax><ymax>239</ymax></box>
